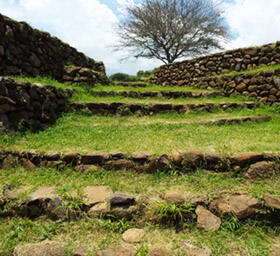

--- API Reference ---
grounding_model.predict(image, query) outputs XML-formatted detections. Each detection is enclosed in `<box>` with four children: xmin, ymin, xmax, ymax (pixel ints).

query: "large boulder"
<box><xmin>210</xmin><ymin>194</ymin><xmax>259</xmax><ymax>219</ymax></box>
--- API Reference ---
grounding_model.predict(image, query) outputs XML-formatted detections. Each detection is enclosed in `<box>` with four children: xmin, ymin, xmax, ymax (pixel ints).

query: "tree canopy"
<box><xmin>116</xmin><ymin>0</ymin><xmax>229</xmax><ymax>64</ymax></box>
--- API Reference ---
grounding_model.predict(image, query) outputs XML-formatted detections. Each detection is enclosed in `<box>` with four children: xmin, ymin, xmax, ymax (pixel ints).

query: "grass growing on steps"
<box><xmin>92</xmin><ymin>84</ymin><xmax>216</xmax><ymax>93</ymax></box>
<box><xmin>0</xmin><ymin>167</ymin><xmax>280</xmax><ymax>255</ymax></box>
<box><xmin>72</xmin><ymin>95</ymin><xmax>252</xmax><ymax>104</ymax></box>
<box><xmin>1</xmin><ymin>106</ymin><xmax>279</xmax><ymax>154</ymax></box>
<box><xmin>5</xmin><ymin>75</ymin><xmax>253</xmax><ymax>104</ymax></box>
<box><xmin>219</xmin><ymin>64</ymin><xmax>280</xmax><ymax>77</ymax></box>
<box><xmin>7</xmin><ymin>76</ymin><xmax>226</xmax><ymax>103</ymax></box>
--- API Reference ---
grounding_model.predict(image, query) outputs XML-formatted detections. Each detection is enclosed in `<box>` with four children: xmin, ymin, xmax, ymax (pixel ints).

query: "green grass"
<box><xmin>0</xmin><ymin>167</ymin><xmax>279</xmax><ymax>255</ymax></box>
<box><xmin>92</xmin><ymin>84</ymin><xmax>215</xmax><ymax>93</ymax></box>
<box><xmin>220</xmin><ymin>64</ymin><xmax>280</xmax><ymax>77</ymax></box>
<box><xmin>72</xmin><ymin>95</ymin><xmax>251</xmax><ymax>104</ymax></box>
<box><xmin>8</xmin><ymin>76</ymin><xmax>228</xmax><ymax>104</ymax></box>
<box><xmin>0</xmin><ymin>106</ymin><xmax>278</xmax><ymax>155</ymax></box>
<box><xmin>8</xmin><ymin>75</ymin><xmax>251</xmax><ymax>104</ymax></box>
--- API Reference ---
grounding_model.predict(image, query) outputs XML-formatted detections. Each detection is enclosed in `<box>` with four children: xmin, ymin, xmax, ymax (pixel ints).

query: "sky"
<box><xmin>0</xmin><ymin>0</ymin><xmax>280</xmax><ymax>75</ymax></box>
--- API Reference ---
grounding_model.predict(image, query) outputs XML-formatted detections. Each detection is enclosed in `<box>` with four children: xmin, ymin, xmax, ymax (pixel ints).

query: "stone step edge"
<box><xmin>1</xmin><ymin>183</ymin><xmax>280</xmax><ymax>235</ymax></box>
<box><xmin>90</xmin><ymin>90</ymin><xmax>224</xmax><ymax>99</ymax></box>
<box><xmin>196</xmin><ymin>115</ymin><xmax>271</xmax><ymax>125</ymax></box>
<box><xmin>70</xmin><ymin>101</ymin><xmax>258</xmax><ymax>115</ymax></box>
<box><xmin>1</xmin><ymin>150</ymin><xmax>279</xmax><ymax>175</ymax></box>
<box><xmin>94</xmin><ymin>115</ymin><xmax>271</xmax><ymax>127</ymax></box>
<box><xmin>114</xmin><ymin>82</ymin><xmax>152</xmax><ymax>87</ymax></box>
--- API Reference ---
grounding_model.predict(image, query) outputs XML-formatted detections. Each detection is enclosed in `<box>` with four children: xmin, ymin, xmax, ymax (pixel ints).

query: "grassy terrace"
<box><xmin>91</xmin><ymin>84</ymin><xmax>215</xmax><ymax>93</ymax></box>
<box><xmin>72</xmin><ymin>95</ymin><xmax>251</xmax><ymax>104</ymax></box>
<box><xmin>219</xmin><ymin>64</ymin><xmax>280</xmax><ymax>77</ymax></box>
<box><xmin>1</xmin><ymin>166</ymin><xmax>280</xmax><ymax>255</ymax></box>
<box><xmin>1</xmin><ymin>106</ymin><xmax>279</xmax><ymax>155</ymax></box>
<box><xmin>8</xmin><ymin>76</ymin><xmax>252</xmax><ymax>104</ymax></box>
<box><xmin>2</xmin><ymin>67</ymin><xmax>280</xmax><ymax>256</ymax></box>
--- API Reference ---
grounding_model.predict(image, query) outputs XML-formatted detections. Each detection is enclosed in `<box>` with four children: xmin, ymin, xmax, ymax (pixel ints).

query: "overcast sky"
<box><xmin>0</xmin><ymin>0</ymin><xmax>280</xmax><ymax>75</ymax></box>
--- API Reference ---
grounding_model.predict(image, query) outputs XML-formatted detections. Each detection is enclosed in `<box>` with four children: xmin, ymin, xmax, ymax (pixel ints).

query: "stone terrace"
<box><xmin>1</xmin><ymin>38</ymin><xmax>280</xmax><ymax>255</ymax></box>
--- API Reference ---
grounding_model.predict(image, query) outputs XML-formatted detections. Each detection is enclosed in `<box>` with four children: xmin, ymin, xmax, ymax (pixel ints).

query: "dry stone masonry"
<box><xmin>0</xmin><ymin>77</ymin><xmax>72</xmax><ymax>131</ymax></box>
<box><xmin>153</xmin><ymin>42</ymin><xmax>280</xmax><ymax>103</ymax></box>
<box><xmin>154</xmin><ymin>41</ymin><xmax>280</xmax><ymax>85</ymax></box>
<box><xmin>1</xmin><ymin>150</ymin><xmax>279</xmax><ymax>176</ymax></box>
<box><xmin>91</xmin><ymin>90</ymin><xmax>224</xmax><ymax>99</ymax></box>
<box><xmin>195</xmin><ymin>69</ymin><xmax>280</xmax><ymax>103</ymax></box>
<box><xmin>0</xmin><ymin>13</ymin><xmax>109</xmax><ymax>85</ymax></box>
<box><xmin>71</xmin><ymin>101</ymin><xmax>257</xmax><ymax>115</ymax></box>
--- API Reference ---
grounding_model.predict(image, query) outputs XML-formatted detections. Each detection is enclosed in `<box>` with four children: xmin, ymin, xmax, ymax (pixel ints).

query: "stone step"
<box><xmin>90</xmin><ymin>90</ymin><xmax>224</xmax><ymax>99</ymax></box>
<box><xmin>90</xmin><ymin>115</ymin><xmax>271</xmax><ymax>127</ymax></box>
<box><xmin>71</xmin><ymin>101</ymin><xmax>257</xmax><ymax>115</ymax></box>
<box><xmin>196</xmin><ymin>115</ymin><xmax>271</xmax><ymax>125</ymax></box>
<box><xmin>1</xmin><ymin>182</ymin><xmax>280</xmax><ymax>233</ymax></box>
<box><xmin>1</xmin><ymin>150</ymin><xmax>279</xmax><ymax>174</ymax></box>
<box><xmin>114</xmin><ymin>82</ymin><xmax>152</xmax><ymax>87</ymax></box>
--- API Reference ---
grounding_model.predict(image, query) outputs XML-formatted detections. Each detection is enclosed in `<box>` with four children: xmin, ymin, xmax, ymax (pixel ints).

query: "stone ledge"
<box><xmin>153</xmin><ymin>41</ymin><xmax>280</xmax><ymax>87</ymax></box>
<box><xmin>1</xmin><ymin>150</ymin><xmax>279</xmax><ymax>174</ymax></box>
<box><xmin>70</xmin><ymin>101</ymin><xmax>257</xmax><ymax>115</ymax></box>
<box><xmin>0</xmin><ymin>77</ymin><xmax>73</xmax><ymax>130</ymax></box>
<box><xmin>91</xmin><ymin>90</ymin><xmax>224</xmax><ymax>99</ymax></box>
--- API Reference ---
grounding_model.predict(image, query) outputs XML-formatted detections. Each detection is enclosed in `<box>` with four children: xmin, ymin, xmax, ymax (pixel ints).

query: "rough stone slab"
<box><xmin>210</xmin><ymin>194</ymin><xmax>259</xmax><ymax>219</ymax></box>
<box><xmin>29</xmin><ymin>186</ymin><xmax>57</xmax><ymax>200</ymax></box>
<box><xmin>263</xmin><ymin>195</ymin><xmax>280</xmax><ymax>210</ymax></box>
<box><xmin>245</xmin><ymin>161</ymin><xmax>278</xmax><ymax>179</ymax></box>
<box><xmin>83</xmin><ymin>186</ymin><xmax>113</xmax><ymax>205</ymax></box>
<box><xmin>230</xmin><ymin>153</ymin><xmax>265</xmax><ymax>166</ymax></box>
<box><xmin>122</xmin><ymin>228</ymin><xmax>145</xmax><ymax>243</ymax></box>
<box><xmin>163</xmin><ymin>190</ymin><xmax>186</xmax><ymax>204</ymax></box>
<box><xmin>195</xmin><ymin>205</ymin><xmax>221</xmax><ymax>231</ymax></box>
<box><xmin>81</xmin><ymin>153</ymin><xmax>110</xmax><ymax>165</ymax></box>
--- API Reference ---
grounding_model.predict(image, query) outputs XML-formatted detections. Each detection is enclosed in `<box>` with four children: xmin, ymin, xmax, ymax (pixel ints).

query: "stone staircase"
<box><xmin>0</xmin><ymin>77</ymin><xmax>279</xmax><ymax>255</ymax></box>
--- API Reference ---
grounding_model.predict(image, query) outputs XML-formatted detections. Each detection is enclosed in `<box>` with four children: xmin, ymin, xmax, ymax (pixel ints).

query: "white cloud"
<box><xmin>0</xmin><ymin>0</ymin><xmax>279</xmax><ymax>75</ymax></box>
<box><xmin>224</xmin><ymin>0</ymin><xmax>280</xmax><ymax>49</ymax></box>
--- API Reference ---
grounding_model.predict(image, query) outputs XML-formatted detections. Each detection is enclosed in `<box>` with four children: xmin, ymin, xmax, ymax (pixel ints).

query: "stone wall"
<box><xmin>71</xmin><ymin>101</ymin><xmax>257</xmax><ymax>115</ymax></box>
<box><xmin>196</xmin><ymin>69</ymin><xmax>280</xmax><ymax>103</ymax></box>
<box><xmin>0</xmin><ymin>150</ymin><xmax>278</xmax><ymax>175</ymax></box>
<box><xmin>0</xmin><ymin>13</ymin><xmax>108</xmax><ymax>84</ymax></box>
<box><xmin>153</xmin><ymin>41</ymin><xmax>280</xmax><ymax>86</ymax></box>
<box><xmin>0</xmin><ymin>77</ymin><xmax>72</xmax><ymax>131</ymax></box>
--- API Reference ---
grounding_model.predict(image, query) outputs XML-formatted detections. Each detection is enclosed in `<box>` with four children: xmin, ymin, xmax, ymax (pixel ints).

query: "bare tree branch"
<box><xmin>115</xmin><ymin>0</ymin><xmax>230</xmax><ymax>64</ymax></box>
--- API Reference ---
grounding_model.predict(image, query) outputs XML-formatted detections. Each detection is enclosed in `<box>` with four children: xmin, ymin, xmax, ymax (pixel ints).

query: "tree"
<box><xmin>116</xmin><ymin>0</ymin><xmax>229</xmax><ymax>64</ymax></box>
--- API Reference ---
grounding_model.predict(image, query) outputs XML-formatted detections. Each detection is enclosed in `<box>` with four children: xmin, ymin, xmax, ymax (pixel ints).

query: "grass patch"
<box><xmin>8</xmin><ymin>76</ymin><xmax>234</xmax><ymax>104</ymax></box>
<box><xmin>1</xmin><ymin>167</ymin><xmax>280</xmax><ymax>255</ymax></box>
<box><xmin>219</xmin><ymin>64</ymin><xmax>280</xmax><ymax>77</ymax></box>
<box><xmin>92</xmin><ymin>84</ymin><xmax>215</xmax><ymax>93</ymax></box>
<box><xmin>72</xmin><ymin>94</ymin><xmax>251</xmax><ymax>104</ymax></box>
<box><xmin>0</xmin><ymin>106</ymin><xmax>278</xmax><ymax>154</ymax></box>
